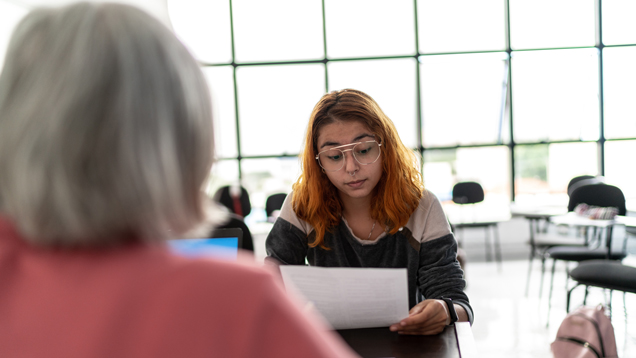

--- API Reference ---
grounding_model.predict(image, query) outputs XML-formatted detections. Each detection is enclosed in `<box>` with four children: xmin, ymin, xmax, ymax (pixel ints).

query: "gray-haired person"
<box><xmin>0</xmin><ymin>3</ymin><xmax>358</xmax><ymax>358</ymax></box>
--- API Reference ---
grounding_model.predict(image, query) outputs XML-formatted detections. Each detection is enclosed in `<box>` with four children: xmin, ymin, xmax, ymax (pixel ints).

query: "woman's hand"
<box><xmin>389</xmin><ymin>299</ymin><xmax>449</xmax><ymax>335</ymax></box>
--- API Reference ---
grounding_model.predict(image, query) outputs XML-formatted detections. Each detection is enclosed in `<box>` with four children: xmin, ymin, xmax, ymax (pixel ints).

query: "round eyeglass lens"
<box><xmin>353</xmin><ymin>141</ymin><xmax>381</xmax><ymax>164</ymax></box>
<box><xmin>317</xmin><ymin>141</ymin><xmax>381</xmax><ymax>172</ymax></box>
<box><xmin>318</xmin><ymin>149</ymin><xmax>345</xmax><ymax>171</ymax></box>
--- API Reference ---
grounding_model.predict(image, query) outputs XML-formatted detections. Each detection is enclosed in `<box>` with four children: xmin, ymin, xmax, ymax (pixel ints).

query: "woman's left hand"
<box><xmin>389</xmin><ymin>299</ymin><xmax>448</xmax><ymax>335</ymax></box>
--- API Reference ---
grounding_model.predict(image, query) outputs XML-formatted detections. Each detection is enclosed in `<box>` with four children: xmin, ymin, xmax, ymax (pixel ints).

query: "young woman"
<box><xmin>266</xmin><ymin>89</ymin><xmax>473</xmax><ymax>335</ymax></box>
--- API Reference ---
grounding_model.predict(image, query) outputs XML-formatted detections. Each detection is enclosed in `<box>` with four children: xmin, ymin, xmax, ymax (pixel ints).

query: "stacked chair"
<box><xmin>544</xmin><ymin>182</ymin><xmax>628</xmax><ymax>322</ymax></box>
<box><xmin>524</xmin><ymin>176</ymin><xmax>604</xmax><ymax>297</ymax></box>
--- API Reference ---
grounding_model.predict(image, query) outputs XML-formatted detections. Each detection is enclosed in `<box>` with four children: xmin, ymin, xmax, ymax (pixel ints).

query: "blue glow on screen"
<box><xmin>168</xmin><ymin>238</ymin><xmax>239</xmax><ymax>260</ymax></box>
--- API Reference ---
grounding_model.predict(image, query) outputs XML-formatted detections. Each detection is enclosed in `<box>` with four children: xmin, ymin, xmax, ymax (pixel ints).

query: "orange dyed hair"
<box><xmin>292</xmin><ymin>89</ymin><xmax>424</xmax><ymax>249</ymax></box>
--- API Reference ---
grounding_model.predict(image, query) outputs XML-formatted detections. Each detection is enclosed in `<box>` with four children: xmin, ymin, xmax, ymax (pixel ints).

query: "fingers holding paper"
<box><xmin>389</xmin><ymin>299</ymin><xmax>448</xmax><ymax>335</ymax></box>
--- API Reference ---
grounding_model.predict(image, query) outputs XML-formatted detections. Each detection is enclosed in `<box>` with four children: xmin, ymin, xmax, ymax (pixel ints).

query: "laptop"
<box><xmin>168</xmin><ymin>228</ymin><xmax>243</xmax><ymax>260</ymax></box>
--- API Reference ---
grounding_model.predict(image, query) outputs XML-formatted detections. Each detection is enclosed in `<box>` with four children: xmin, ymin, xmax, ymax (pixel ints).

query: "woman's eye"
<box><xmin>328</xmin><ymin>155</ymin><xmax>342</xmax><ymax>161</ymax></box>
<box><xmin>356</xmin><ymin>146</ymin><xmax>371</xmax><ymax>154</ymax></box>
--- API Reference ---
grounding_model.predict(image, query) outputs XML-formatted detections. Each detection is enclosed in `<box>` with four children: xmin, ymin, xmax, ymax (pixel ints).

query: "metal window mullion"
<box><xmin>413</xmin><ymin>0</ymin><xmax>424</xmax><ymax>173</ymax></box>
<box><xmin>505</xmin><ymin>0</ymin><xmax>516</xmax><ymax>201</ymax></box>
<box><xmin>597</xmin><ymin>0</ymin><xmax>606</xmax><ymax>176</ymax></box>
<box><xmin>228</xmin><ymin>0</ymin><xmax>243</xmax><ymax>179</ymax></box>
<box><xmin>322</xmin><ymin>0</ymin><xmax>329</xmax><ymax>92</ymax></box>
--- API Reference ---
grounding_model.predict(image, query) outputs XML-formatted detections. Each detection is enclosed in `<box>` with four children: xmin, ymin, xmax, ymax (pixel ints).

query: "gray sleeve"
<box><xmin>417</xmin><ymin>233</ymin><xmax>474</xmax><ymax>324</ymax></box>
<box><xmin>265</xmin><ymin>217</ymin><xmax>309</xmax><ymax>265</ymax></box>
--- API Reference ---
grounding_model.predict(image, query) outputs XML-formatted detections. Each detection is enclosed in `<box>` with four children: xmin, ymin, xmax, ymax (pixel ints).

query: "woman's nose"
<box><xmin>343</xmin><ymin>151</ymin><xmax>359</xmax><ymax>172</ymax></box>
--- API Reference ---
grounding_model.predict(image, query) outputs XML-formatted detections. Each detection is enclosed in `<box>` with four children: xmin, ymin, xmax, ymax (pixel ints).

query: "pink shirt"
<box><xmin>0</xmin><ymin>217</ymin><xmax>358</xmax><ymax>358</ymax></box>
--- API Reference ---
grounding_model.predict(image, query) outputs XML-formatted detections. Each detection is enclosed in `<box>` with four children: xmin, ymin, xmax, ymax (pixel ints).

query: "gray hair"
<box><xmin>0</xmin><ymin>2</ymin><xmax>215</xmax><ymax>246</ymax></box>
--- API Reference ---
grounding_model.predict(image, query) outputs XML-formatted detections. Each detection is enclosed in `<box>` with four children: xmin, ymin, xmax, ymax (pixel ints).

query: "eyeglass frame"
<box><xmin>315</xmin><ymin>140</ymin><xmax>382</xmax><ymax>172</ymax></box>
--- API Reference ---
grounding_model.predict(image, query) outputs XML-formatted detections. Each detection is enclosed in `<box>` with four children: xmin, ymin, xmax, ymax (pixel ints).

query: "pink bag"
<box><xmin>551</xmin><ymin>305</ymin><xmax>618</xmax><ymax>358</ymax></box>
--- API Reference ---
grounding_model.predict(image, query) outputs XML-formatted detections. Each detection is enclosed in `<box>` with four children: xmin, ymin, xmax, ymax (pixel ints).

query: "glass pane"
<box><xmin>167</xmin><ymin>0</ymin><xmax>232</xmax><ymax>63</ymax></box>
<box><xmin>424</xmin><ymin>147</ymin><xmax>510</xmax><ymax>223</ymax></box>
<box><xmin>603</xmin><ymin>47</ymin><xmax>636</xmax><ymax>139</ymax></box>
<box><xmin>602</xmin><ymin>0</ymin><xmax>636</xmax><ymax>45</ymax></box>
<box><xmin>511</xmin><ymin>49</ymin><xmax>599</xmax><ymax>142</ymax></box>
<box><xmin>509</xmin><ymin>0</ymin><xmax>595</xmax><ymax>49</ymax></box>
<box><xmin>604</xmin><ymin>140</ymin><xmax>636</xmax><ymax>210</ymax></box>
<box><xmin>203</xmin><ymin>66</ymin><xmax>237</xmax><ymax>158</ymax></box>
<box><xmin>420</xmin><ymin>52</ymin><xmax>509</xmax><ymax>147</ymax></box>
<box><xmin>325</xmin><ymin>0</ymin><xmax>415</xmax><ymax>58</ymax></box>
<box><xmin>514</xmin><ymin>143</ymin><xmax>597</xmax><ymax>206</ymax></box>
<box><xmin>236</xmin><ymin>64</ymin><xmax>326</xmax><ymax>156</ymax></box>
<box><xmin>233</xmin><ymin>0</ymin><xmax>324</xmax><ymax>62</ymax></box>
<box><xmin>328</xmin><ymin>58</ymin><xmax>418</xmax><ymax>148</ymax></box>
<box><xmin>417</xmin><ymin>0</ymin><xmax>506</xmax><ymax>53</ymax></box>
<box><xmin>0</xmin><ymin>0</ymin><xmax>28</xmax><ymax>69</ymax></box>
<box><xmin>205</xmin><ymin>159</ymin><xmax>239</xmax><ymax>197</ymax></box>
<box><xmin>241</xmin><ymin>157</ymin><xmax>300</xmax><ymax>224</ymax></box>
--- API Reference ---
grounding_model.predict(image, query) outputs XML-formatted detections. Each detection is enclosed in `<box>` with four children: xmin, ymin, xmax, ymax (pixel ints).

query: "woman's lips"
<box><xmin>346</xmin><ymin>179</ymin><xmax>366</xmax><ymax>188</ymax></box>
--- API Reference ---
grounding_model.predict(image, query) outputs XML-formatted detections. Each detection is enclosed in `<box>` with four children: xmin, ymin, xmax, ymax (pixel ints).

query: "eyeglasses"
<box><xmin>315</xmin><ymin>140</ymin><xmax>382</xmax><ymax>172</ymax></box>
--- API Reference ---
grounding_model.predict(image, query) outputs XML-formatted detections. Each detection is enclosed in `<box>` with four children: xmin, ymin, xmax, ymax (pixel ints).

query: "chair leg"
<box><xmin>493</xmin><ymin>224</ymin><xmax>502</xmax><ymax>271</ymax></box>
<box><xmin>484</xmin><ymin>226</ymin><xmax>492</xmax><ymax>262</ymax></box>
<box><xmin>609</xmin><ymin>290</ymin><xmax>613</xmax><ymax>322</ymax></box>
<box><xmin>525</xmin><ymin>248</ymin><xmax>535</xmax><ymax>297</ymax></box>
<box><xmin>624</xmin><ymin>292</ymin><xmax>627</xmax><ymax>321</ymax></box>
<box><xmin>539</xmin><ymin>255</ymin><xmax>547</xmax><ymax>299</ymax></box>
<box><xmin>567</xmin><ymin>283</ymin><xmax>580</xmax><ymax>313</ymax></box>
<box><xmin>547</xmin><ymin>259</ymin><xmax>557</xmax><ymax>327</ymax></box>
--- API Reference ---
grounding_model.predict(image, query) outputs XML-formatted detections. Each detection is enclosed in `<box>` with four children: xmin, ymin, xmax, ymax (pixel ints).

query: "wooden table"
<box><xmin>336</xmin><ymin>322</ymin><xmax>476</xmax><ymax>358</ymax></box>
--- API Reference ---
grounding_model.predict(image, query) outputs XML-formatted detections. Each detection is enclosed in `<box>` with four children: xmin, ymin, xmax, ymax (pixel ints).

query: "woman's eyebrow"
<box><xmin>319</xmin><ymin>133</ymin><xmax>374</xmax><ymax>149</ymax></box>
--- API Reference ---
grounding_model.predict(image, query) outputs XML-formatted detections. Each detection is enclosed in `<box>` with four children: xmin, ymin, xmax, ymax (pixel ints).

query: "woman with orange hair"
<box><xmin>266</xmin><ymin>89</ymin><xmax>473</xmax><ymax>335</ymax></box>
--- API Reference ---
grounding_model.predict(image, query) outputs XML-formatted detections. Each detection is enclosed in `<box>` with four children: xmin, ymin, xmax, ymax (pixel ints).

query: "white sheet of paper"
<box><xmin>279</xmin><ymin>266</ymin><xmax>409</xmax><ymax>330</ymax></box>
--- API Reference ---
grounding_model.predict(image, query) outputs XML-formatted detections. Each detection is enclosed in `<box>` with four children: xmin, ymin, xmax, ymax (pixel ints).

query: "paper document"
<box><xmin>279</xmin><ymin>266</ymin><xmax>409</xmax><ymax>330</ymax></box>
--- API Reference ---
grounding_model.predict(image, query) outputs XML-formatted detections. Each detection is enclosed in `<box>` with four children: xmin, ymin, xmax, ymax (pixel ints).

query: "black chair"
<box><xmin>567</xmin><ymin>260</ymin><xmax>636</xmax><ymax>320</ymax></box>
<box><xmin>566</xmin><ymin>175</ymin><xmax>603</xmax><ymax>197</ymax></box>
<box><xmin>211</xmin><ymin>186</ymin><xmax>254</xmax><ymax>252</ymax></box>
<box><xmin>545</xmin><ymin>183</ymin><xmax>628</xmax><ymax>323</ymax></box>
<box><xmin>265</xmin><ymin>193</ymin><xmax>287</xmax><ymax>223</ymax></box>
<box><xmin>213</xmin><ymin>214</ymin><xmax>254</xmax><ymax>252</ymax></box>
<box><xmin>451</xmin><ymin>181</ymin><xmax>502</xmax><ymax>267</ymax></box>
<box><xmin>524</xmin><ymin>176</ymin><xmax>603</xmax><ymax>297</ymax></box>
<box><xmin>213</xmin><ymin>185</ymin><xmax>251</xmax><ymax>218</ymax></box>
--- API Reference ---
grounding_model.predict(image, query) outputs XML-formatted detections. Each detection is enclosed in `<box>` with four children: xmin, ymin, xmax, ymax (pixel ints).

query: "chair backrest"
<box><xmin>567</xmin><ymin>183</ymin><xmax>626</xmax><ymax>216</ymax></box>
<box><xmin>452</xmin><ymin>182</ymin><xmax>484</xmax><ymax>204</ymax></box>
<box><xmin>214</xmin><ymin>214</ymin><xmax>254</xmax><ymax>252</ymax></box>
<box><xmin>265</xmin><ymin>193</ymin><xmax>287</xmax><ymax>218</ymax></box>
<box><xmin>567</xmin><ymin>175</ymin><xmax>604</xmax><ymax>197</ymax></box>
<box><xmin>213</xmin><ymin>185</ymin><xmax>251</xmax><ymax>218</ymax></box>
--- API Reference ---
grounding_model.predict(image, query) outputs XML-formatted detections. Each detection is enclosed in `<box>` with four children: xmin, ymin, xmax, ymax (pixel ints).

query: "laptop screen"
<box><xmin>168</xmin><ymin>228</ymin><xmax>243</xmax><ymax>260</ymax></box>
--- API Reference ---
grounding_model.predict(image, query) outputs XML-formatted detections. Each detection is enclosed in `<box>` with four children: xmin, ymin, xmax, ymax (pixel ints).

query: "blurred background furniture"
<box><xmin>450</xmin><ymin>181</ymin><xmax>503</xmax><ymax>269</ymax></box>
<box><xmin>211</xmin><ymin>185</ymin><xmax>254</xmax><ymax>252</ymax></box>
<box><xmin>567</xmin><ymin>260</ymin><xmax>636</xmax><ymax>320</ymax></box>
<box><xmin>545</xmin><ymin>183</ymin><xmax>628</xmax><ymax>323</ymax></box>
<box><xmin>265</xmin><ymin>193</ymin><xmax>287</xmax><ymax>223</ymax></box>
<box><xmin>521</xmin><ymin>175</ymin><xmax>605</xmax><ymax>297</ymax></box>
<box><xmin>214</xmin><ymin>185</ymin><xmax>251</xmax><ymax>218</ymax></box>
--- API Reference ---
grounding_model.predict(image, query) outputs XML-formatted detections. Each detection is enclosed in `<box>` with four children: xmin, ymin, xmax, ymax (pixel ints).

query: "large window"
<box><xmin>0</xmin><ymin>0</ymin><xmax>28</xmax><ymax>69</ymax></box>
<box><xmin>169</xmin><ymin>0</ymin><xmax>636</xmax><ymax>219</ymax></box>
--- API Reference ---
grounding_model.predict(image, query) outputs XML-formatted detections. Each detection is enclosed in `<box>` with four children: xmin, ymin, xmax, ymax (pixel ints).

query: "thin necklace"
<box><xmin>367</xmin><ymin>220</ymin><xmax>376</xmax><ymax>240</ymax></box>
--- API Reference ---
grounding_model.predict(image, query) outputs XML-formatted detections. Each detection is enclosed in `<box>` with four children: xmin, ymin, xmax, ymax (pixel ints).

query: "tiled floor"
<box><xmin>465</xmin><ymin>257</ymin><xmax>636</xmax><ymax>358</ymax></box>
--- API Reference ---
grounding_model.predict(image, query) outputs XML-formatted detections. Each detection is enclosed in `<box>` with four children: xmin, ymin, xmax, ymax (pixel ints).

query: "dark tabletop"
<box><xmin>337</xmin><ymin>325</ymin><xmax>463</xmax><ymax>358</ymax></box>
